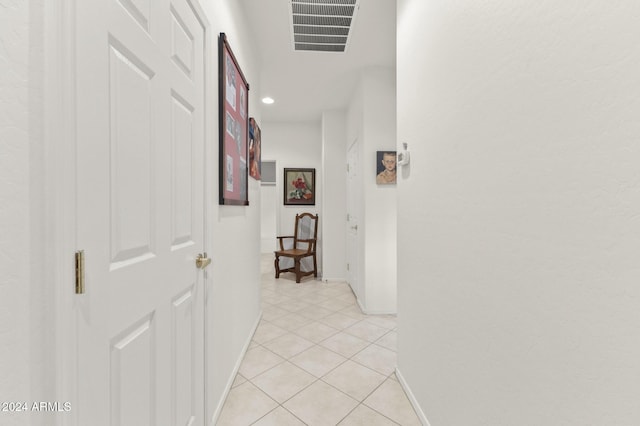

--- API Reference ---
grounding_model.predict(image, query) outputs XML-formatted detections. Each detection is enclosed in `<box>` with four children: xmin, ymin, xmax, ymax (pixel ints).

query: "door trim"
<box><xmin>183</xmin><ymin>1</ymin><xmax>213</xmax><ymax>424</ymax></box>
<box><xmin>47</xmin><ymin>0</ymin><xmax>79</xmax><ymax>424</ymax></box>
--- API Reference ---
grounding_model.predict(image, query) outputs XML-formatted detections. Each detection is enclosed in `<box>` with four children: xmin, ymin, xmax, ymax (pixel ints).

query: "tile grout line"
<box><xmin>246</xmin><ymin>326</ymin><xmax>399</xmax><ymax>416</ymax></box>
<box><xmin>226</xmin><ymin>261</ymin><xmax>404</xmax><ymax>424</ymax></box>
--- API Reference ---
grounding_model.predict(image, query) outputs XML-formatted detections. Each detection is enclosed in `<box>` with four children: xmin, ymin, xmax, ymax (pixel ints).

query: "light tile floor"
<box><xmin>216</xmin><ymin>257</ymin><xmax>421</xmax><ymax>425</ymax></box>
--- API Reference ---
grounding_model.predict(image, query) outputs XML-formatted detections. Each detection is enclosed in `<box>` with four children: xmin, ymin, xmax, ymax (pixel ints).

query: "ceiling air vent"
<box><xmin>290</xmin><ymin>0</ymin><xmax>359</xmax><ymax>53</ymax></box>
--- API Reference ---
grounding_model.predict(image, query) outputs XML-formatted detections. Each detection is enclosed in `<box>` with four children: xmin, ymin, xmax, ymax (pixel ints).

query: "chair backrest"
<box><xmin>294</xmin><ymin>213</ymin><xmax>318</xmax><ymax>250</ymax></box>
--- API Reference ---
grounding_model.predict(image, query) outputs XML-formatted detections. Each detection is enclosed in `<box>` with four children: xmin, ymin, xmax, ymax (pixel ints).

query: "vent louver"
<box><xmin>290</xmin><ymin>0</ymin><xmax>359</xmax><ymax>53</ymax></box>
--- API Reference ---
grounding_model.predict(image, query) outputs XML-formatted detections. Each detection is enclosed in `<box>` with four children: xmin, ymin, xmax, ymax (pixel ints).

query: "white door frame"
<box><xmin>346</xmin><ymin>137</ymin><xmax>363</xmax><ymax>309</ymax></box>
<box><xmin>186</xmin><ymin>1</ymin><xmax>213</xmax><ymax>423</ymax></box>
<box><xmin>179</xmin><ymin>1</ymin><xmax>213</xmax><ymax>423</ymax></box>
<box><xmin>46</xmin><ymin>2</ymin><xmax>80</xmax><ymax>424</ymax></box>
<box><xmin>47</xmin><ymin>1</ymin><xmax>212</xmax><ymax>424</ymax></box>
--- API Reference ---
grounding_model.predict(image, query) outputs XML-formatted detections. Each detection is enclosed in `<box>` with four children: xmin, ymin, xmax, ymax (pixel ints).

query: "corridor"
<box><xmin>216</xmin><ymin>256</ymin><xmax>420</xmax><ymax>425</ymax></box>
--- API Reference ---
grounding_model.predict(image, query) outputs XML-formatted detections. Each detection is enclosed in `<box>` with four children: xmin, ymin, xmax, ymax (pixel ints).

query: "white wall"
<box><xmin>362</xmin><ymin>68</ymin><xmax>397</xmax><ymax>313</ymax></box>
<box><xmin>1</xmin><ymin>2</ymin><xmax>51</xmax><ymax>425</ymax></box>
<box><xmin>346</xmin><ymin>68</ymin><xmax>397</xmax><ymax>314</ymax></box>
<box><xmin>260</xmin><ymin>183</ymin><xmax>277</xmax><ymax>252</ymax></box>
<box><xmin>0</xmin><ymin>2</ymin><xmax>33</xmax><ymax>423</ymax></box>
<box><xmin>397</xmin><ymin>1</ymin><xmax>640</xmax><ymax>425</ymax></box>
<box><xmin>260</xmin><ymin>121</ymin><xmax>323</xmax><ymax>273</ymax></box>
<box><xmin>321</xmin><ymin>110</ymin><xmax>347</xmax><ymax>280</ymax></box>
<box><xmin>200</xmin><ymin>1</ymin><xmax>263</xmax><ymax>423</ymax></box>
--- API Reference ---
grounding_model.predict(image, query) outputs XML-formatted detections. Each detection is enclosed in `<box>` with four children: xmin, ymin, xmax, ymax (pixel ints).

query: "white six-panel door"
<box><xmin>74</xmin><ymin>0</ymin><xmax>206</xmax><ymax>424</ymax></box>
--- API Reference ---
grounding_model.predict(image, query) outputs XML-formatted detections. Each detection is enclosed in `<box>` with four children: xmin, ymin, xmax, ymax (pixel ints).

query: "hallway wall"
<box><xmin>260</xmin><ymin>121</ymin><xmax>323</xmax><ymax>273</ymax></box>
<box><xmin>397</xmin><ymin>1</ymin><xmax>640</xmax><ymax>425</ymax></box>
<box><xmin>1</xmin><ymin>1</ymin><xmax>34</xmax><ymax>421</ymax></box>
<box><xmin>260</xmin><ymin>183</ymin><xmax>277</xmax><ymax>252</ymax></box>
<box><xmin>1</xmin><ymin>2</ymin><xmax>51</xmax><ymax>424</ymax></box>
<box><xmin>346</xmin><ymin>67</ymin><xmax>397</xmax><ymax>314</ymax></box>
<box><xmin>321</xmin><ymin>110</ymin><xmax>348</xmax><ymax>281</ymax></box>
<box><xmin>361</xmin><ymin>68</ymin><xmax>397</xmax><ymax>314</ymax></box>
<box><xmin>200</xmin><ymin>1</ymin><xmax>263</xmax><ymax>423</ymax></box>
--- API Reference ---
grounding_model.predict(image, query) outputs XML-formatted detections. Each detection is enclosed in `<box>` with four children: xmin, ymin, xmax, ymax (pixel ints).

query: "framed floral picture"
<box><xmin>284</xmin><ymin>168</ymin><xmax>315</xmax><ymax>205</ymax></box>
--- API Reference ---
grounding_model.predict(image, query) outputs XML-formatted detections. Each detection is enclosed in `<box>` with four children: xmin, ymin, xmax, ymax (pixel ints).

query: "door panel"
<box><xmin>170</xmin><ymin>8</ymin><xmax>194</xmax><ymax>78</ymax></box>
<box><xmin>171</xmin><ymin>287</ymin><xmax>196</xmax><ymax>426</ymax></box>
<box><xmin>108</xmin><ymin>41</ymin><xmax>155</xmax><ymax>265</ymax></box>
<box><xmin>118</xmin><ymin>0</ymin><xmax>152</xmax><ymax>32</ymax></box>
<box><xmin>170</xmin><ymin>93</ymin><xmax>195</xmax><ymax>248</ymax></box>
<box><xmin>75</xmin><ymin>0</ymin><xmax>205</xmax><ymax>424</ymax></box>
<box><xmin>110</xmin><ymin>314</ymin><xmax>156</xmax><ymax>425</ymax></box>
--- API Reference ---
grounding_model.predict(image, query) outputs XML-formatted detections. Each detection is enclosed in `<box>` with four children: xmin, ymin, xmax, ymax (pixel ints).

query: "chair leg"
<box><xmin>294</xmin><ymin>258</ymin><xmax>301</xmax><ymax>283</ymax></box>
<box><xmin>274</xmin><ymin>254</ymin><xmax>280</xmax><ymax>278</ymax></box>
<box><xmin>313</xmin><ymin>254</ymin><xmax>318</xmax><ymax>278</ymax></box>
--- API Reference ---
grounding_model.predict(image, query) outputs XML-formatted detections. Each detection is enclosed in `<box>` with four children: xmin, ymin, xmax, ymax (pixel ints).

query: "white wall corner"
<box><xmin>395</xmin><ymin>367</ymin><xmax>431</xmax><ymax>426</ymax></box>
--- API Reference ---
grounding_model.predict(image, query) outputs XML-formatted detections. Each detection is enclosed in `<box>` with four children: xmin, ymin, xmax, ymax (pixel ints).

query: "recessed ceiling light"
<box><xmin>262</xmin><ymin>97</ymin><xmax>275</xmax><ymax>105</ymax></box>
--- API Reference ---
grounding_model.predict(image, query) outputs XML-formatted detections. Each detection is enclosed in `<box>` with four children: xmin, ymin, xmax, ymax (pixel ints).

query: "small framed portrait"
<box><xmin>284</xmin><ymin>168</ymin><xmax>315</xmax><ymax>205</ymax></box>
<box><xmin>376</xmin><ymin>151</ymin><xmax>397</xmax><ymax>184</ymax></box>
<box><xmin>249</xmin><ymin>117</ymin><xmax>262</xmax><ymax>180</ymax></box>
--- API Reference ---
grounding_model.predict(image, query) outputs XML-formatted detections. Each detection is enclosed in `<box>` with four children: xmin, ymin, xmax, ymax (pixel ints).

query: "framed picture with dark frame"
<box><xmin>284</xmin><ymin>168</ymin><xmax>316</xmax><ymax>206</ymax></box>
<box><xmin>376</xmin><ymin>150</ymin><xmax>397</xmax><ymax>184</ymax></box>
<box><xmin>249</xmin><ymin>117</ymin><xmax>261</xmax><ymax>181</ymax></box>
<box><xmin>219</xmin><ymin>32</ymin><xmax>249</xmax><ymax>205</ymax></box>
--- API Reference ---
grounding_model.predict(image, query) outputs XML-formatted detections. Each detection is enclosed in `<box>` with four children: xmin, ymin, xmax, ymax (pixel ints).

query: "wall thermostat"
<box><xmin>397</xmin><ymin>142</ymin><xmax>410</xmax><ymax>166</ymax></box>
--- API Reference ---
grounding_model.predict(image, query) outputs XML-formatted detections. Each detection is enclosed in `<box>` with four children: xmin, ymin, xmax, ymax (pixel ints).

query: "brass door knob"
<box><xmin>196</xmin><ymin>253</ymin><xmax>211</xmax><ymax>269</ymax></box>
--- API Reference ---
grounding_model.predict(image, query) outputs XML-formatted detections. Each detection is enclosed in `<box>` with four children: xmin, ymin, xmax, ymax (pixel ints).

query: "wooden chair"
<box><xmin>274</xmin><ymin>213</ymin><xmax>319</xmax><ymax>283</ymax></box>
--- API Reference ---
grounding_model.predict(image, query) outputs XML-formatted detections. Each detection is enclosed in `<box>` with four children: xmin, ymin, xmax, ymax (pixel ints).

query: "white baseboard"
<box><xmin>364</xmin><ymin>308</ymin><xmax>397</xmax><ymax>315</ymax></box>
<box><xmin>395</xmin><ymin>367</ymin><xmax>431</xmax><ymax>426</ymax></box>
<box><xmin>355</xmin><ymin>296</ymin><xmax>396</xmax><ymax>315</ymax></box>
<box><xmin>209</xmin><ymin>311</ymin><xmax>263</xmax><ymax>425</ymax></box>
<box><xmin>321</xmin><ymin>277</ymin><xmax>347</xmax><ymax>282</ymax></box>
<box><xmin>356</xmin><ymin>295</ymin><xmax>367</xmax><ymax>313</ymax></box>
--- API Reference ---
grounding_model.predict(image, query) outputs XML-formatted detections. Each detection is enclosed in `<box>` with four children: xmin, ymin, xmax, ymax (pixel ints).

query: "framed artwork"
<box><xmin>284</xmin><ymin>168</ymin><xmax>315</xmax><ymax>205</ymax></box>
<box><xmin>219</xmin><ymin>33</ymin><xmax>249</xmax><ymax>205</ymax></box>
<box><xmin>376</xmin><ymin>151</ymin><xmax>397</xmax><ymax>184</ymax></box>
<box><xmin>249</xmin><ymin>117</ymin><xmax>261</xmax><ymax>180</ymax></box>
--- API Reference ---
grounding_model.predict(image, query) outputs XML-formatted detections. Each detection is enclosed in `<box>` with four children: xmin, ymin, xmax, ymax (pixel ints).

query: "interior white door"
<box><xmin>346</xmin><ymin>139</ymin><xmax>362</xmax><ymax>303</ymax></box>
<box><xmin>74</xmin><ymin>0</ymin><xmax>206</xmax><ymax>425</ymax></box>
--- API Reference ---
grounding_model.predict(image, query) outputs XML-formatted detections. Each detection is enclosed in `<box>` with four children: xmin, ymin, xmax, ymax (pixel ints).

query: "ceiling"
<box><xmin>239</xmin><ymin>0</ymin><xmax>396</xmax><ymax>123</ymax></box>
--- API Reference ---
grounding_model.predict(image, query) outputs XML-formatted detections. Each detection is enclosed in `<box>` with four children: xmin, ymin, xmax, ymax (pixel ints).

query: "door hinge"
<box><xmin>346</xmin><ymin>163</ymin><xmax>349</xmax><ymax>172</ymax></box>
<box><xmin>347</xmin><ymin>263</ymin><xmax>350</xmax><ymax>271</ymax></box>
<box><xmin>75</xmin><ymin>250</ymin><xmax>85</xmax><ymax>294</ymax></box>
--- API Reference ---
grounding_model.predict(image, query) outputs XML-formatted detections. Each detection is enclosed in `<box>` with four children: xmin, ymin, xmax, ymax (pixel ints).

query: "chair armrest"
<box><xmin>297</xmin><ymin>238</ymin><xmax>317</xmax><ymax>254</ymax></box>
<box><xmin>276</xmin><ymin>236</ymin><xmax>294</xmax><ymax>251</ymax></box>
